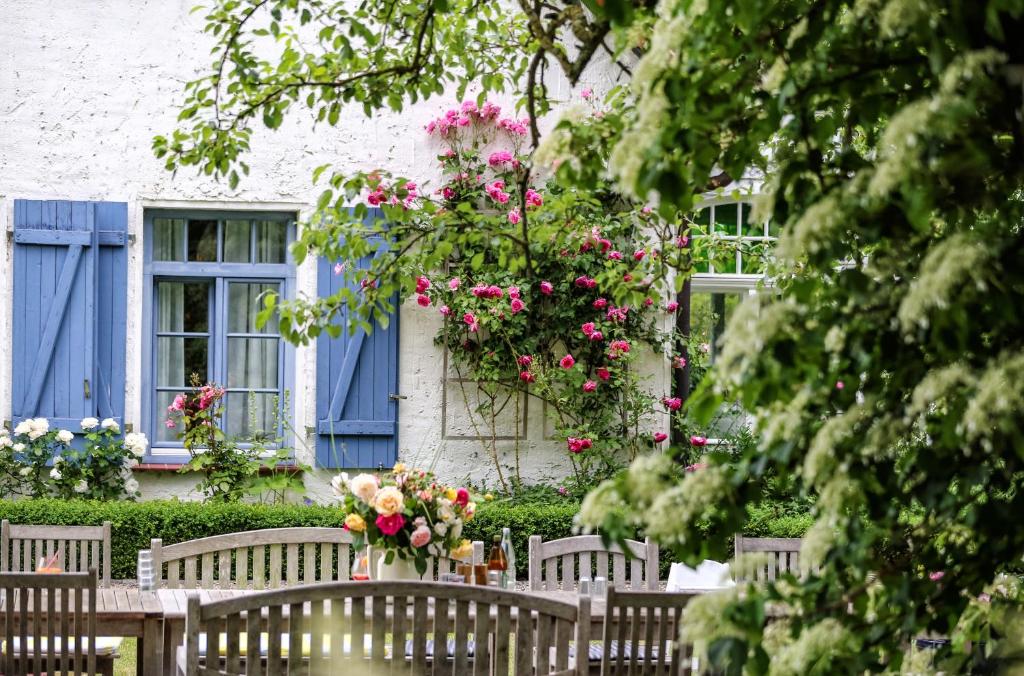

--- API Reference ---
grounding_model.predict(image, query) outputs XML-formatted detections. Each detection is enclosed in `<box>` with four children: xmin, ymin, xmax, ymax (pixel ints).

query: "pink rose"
<box><xmin>836</xmin><ymin>381</ymin><xmax>845</xmax><ymax>390</ymax></box>
<box><xmin>929</xmin><ymin>571</ymin><xmax>945</xmax><ymax>582</ymax></box>
<box><xmin>589</xmin><ymin>331</ymin><xmax>603</xmax><ymax>342</ymax></box>
<box><xmin>416</xmin><ymin>294</ymin><xmax>431</xmax><ymax>307</ymax></box>
<box><xmin>608</xmin><ymin>250</ymin><xmax>623</xmax><ymax>261</ymax></box>
<box><xmin>675</xmin><ymin>235</ymin><xmax>689</xmax><ymax>248</ymax></box>
<box><xmin>581</xmin><ymin>322</ymin><xmax>596</xmax><ymax>336</ymax></box>
<box><xmin>519</xmin><ymin>371</ymin><xmax>535</xmax><ymax>383</ymax></box>
<box><xmin>507</xmin><ymin>208</ymin><xmax>521</xmax><ymax>224</ymax></box>
<box><xmin>439</xmin><ymin>305</ymin><xmax>452</xmax><ymax>317</ymax></box>
<box><xmin>595</xmin><ymin>367</ymin><xmax>611</xmax><ymax>381</ymax></box>
<box><xmin>415</xmin><ymin>276</ymin><xmax>431</xmax><ymax>293</ymax></box>
<box><xmin>560</xmin><ymin>354</ymin><xmax>575</xmax><ymax>369</ymax></box>
<box><xmin>690</xmin><ymin>435</ymin><xmax>707</xmax><ymax>446</ymax></box>
<box><xmin>574</xmin><ymin>276</ymin><xmax>597</xmax><ymax>289</ymax></box>
<box><xmin>633</xmin><ymin>249</ymin><xmax>646</xmax><ymax>261</ymax></box>
<box><xmin>525</xmin><ymin>189</ymin><xmax>543</xmax><ymax>207</ymax></box>
<box><xmin>643</xmin><ymin>297</ymin><xmax>654</xmax><ymax>307</ymax></box>
<box><xmin>654</xmin><ymin>432</ymin><xmax>668</xmax><ymax>443</ymax></box>
<box><xmin>567</xmin><ymin>437</ymin><xmax>593</xmax><ymax>454</ymax></box>
<box><xmin>593</xmin><ymin>298</ymin><xmax>608</xmax><ymax>309</ymax></box>
<box><xmin>666</xmin><ymin>301</ymin><xmax>679</xmax><ymax>312</ymax></box>
<box><xmin>508</xmin><ymin>286</ymin><xmax>520</xmax><ymax>299</ymax></box>
<box><xmin>463</xmin><ymin>312</ymin><xmax>479</xmax><ymax>333</ymax></box>
<box><xmin>454</xmin><ymin>487</ymin><xmax>470</xmax><ymax>507</ymax></box>
<box><xmin>581</xmin><ymin>87</ymin><xmax>594</xmax><ymax>100</ymax></box>
<box><xmin>582</xmin><ymin>380</ymin><xmax>597</xmax><ymax>393</ymax></box>
<box><xmin>375</xmin><ymin>513</ymin><xmax>406</xmax><ymax>536</ymax></box>
<box><xmin>164</xmin><ymin>419</ymin><xmax>176</xmax><ymax>429</ymax></box>
<box><xmin>418</xmin><ymin>490</ymin><xmax>433</xmax><ymax>502</ymax></box>
<box><xmin>448</xmin><ymin>277</ymin><xmax>461</xmax><ymax>291</ymax></box>
<box><xmin>510</xmin><ymin>298</ymin><xmax>525</xmax><ymax>314</ymax></box>
<box><xmin>539</xmin><ymin>281</ymin><xmax>554</xmax><ymax>295</ymax></box>
<box><xmin>517</xmin><ymin>355</ymin><xmax>533</xmax><ymax>367</ymax></box>
<box><xmin>663</xmin><ymin>397</ymin><xmax>682</xmax><ymax>411</ymax></box>
<box><xmin>410</xmin><ymin>525</ymin><xmax>432</xmax><ymax>548</ymax></box>
<box><xmin>673</xmin><ymin>356</ymin><xmax>687</xmax><ymax>369</ymax></box>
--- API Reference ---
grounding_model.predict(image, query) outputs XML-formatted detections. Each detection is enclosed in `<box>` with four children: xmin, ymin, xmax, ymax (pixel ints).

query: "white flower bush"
<box><xmin>0</xmin><ymin>416</ymin><xmax>145</xmax><ymax>500</ymax></box>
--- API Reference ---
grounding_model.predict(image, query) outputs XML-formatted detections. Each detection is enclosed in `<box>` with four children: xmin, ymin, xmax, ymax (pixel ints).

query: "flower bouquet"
<box><xmin>332</xmin><ymin>463</ymin><xmax>476</xmax><ymax>578</ymax></box>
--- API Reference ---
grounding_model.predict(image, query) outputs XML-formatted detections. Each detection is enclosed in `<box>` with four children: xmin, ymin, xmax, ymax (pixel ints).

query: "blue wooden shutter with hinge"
<box><xmin>11</xmin><ymin>200</ymin><xmax>128</xmax><ymax>430</ymax></box>
<box><xmin>316</xmin><ymin>208</ymin><xmax>399</xmax><ymax>468</ymax></box>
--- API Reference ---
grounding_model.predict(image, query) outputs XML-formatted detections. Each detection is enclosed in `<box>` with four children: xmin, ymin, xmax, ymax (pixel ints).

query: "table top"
<box><xmin>0</xmin><ymin>588</ymin><xmax>164</xmax><ymax>619</ymax></box>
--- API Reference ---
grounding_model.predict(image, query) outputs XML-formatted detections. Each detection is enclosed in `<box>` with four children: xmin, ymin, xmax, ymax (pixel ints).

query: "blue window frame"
<box><xmin>142</xmin><ymin>210</ymin><xmax>296</xmax><ymax>461</ymax></box>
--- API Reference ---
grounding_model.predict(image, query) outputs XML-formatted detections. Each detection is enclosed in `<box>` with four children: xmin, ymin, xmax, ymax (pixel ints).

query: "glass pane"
<box><xmin>225</xmin><ymin>392</ymin><xmax>278</xmax><ymax>441</ymax></box>
<box><xmin>255</xmin><ymin>221</ymin><xmax>287</xmax><ymax>263</ymax></box>
<box><xmin>187</xmin><ymin>219</ymin><xmax>218</xmax><ymax>262</ymax></box>
<box><xmin>223</xmin><ymin>220</ymin><xmax>251</xmax><ymax>263</ymax></box>
<box><xmin>227</xmin><ymin>337</ymin><xmax>279</xmax><ymax>389</ymax></box>
<box><xmin>714</xmin><ymin>245</ymin><xmax>739</xmax><ymax>274</ymax></box>
<box><xmin>156</xmin><ymin>391</ymin><xmax>183</xmax><ymax>443</ymax></box>
<box><xmin>768</xmin><ymin>217</ymin><xmax>781</xmax><ymax>238</ymax></box>
<box><xmin>691</xmin><ymin>207</ymin><xmax>711</xmax><ymax>237</ymax></box>
<box><xmin>228</xmin><ymin>282</ymin><xmax>279</xmax><ymax>334</ymax></box>
<box><xmin>153</xmin><ymin>218</ymin><xmax>185</xmax><ymax>261</ymax></box>
<box><xmin>156</xmin><ymin>337</ymin><xmax>208</xmax><ymax>386</ymax></box>
<box><xmin>713</xmin><ymin>203</ymin><xmax>739</xmax><ymax>237</ymax></box>
<box><xmin>156</xmin><ymin>282</ymin><xmax>209</xmax><ymax>333</ymax></box>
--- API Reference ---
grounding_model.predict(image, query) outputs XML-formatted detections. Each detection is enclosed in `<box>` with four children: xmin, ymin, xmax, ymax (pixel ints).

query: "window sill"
<box><xmin>135</xmin><ymin>463</ymin><xmax>304</xmax><ymax>475</ymax></box>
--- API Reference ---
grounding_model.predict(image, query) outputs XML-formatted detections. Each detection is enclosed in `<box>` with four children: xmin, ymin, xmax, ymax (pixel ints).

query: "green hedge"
<box><xmin>0</xmin><ymin>498</ymin><xmax>812</xmax><ymax>579</ymax></box>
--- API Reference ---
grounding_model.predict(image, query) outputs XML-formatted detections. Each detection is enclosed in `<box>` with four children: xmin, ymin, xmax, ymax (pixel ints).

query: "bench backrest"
<box><xmin>0</xmin><ymin>520</ymin><xmax>112</xmax><ymax>587</ymax></box>
<box><xmin>0</xmin><ymin>569</ymin><xmax>100</xmax><ymax>675</ymax></box>
<box><xmin>528</xmin><ymin>535</ymin><xmax>659</xmax><ymax>591</ymax></box>
<box><xmin>185</xmin><ymin>580</ymin><xmax>589</xmax><ymax>675</ymax></box>
<box><xmin>151</xmin><ymin>527</ymin><xmax>353</xmax><ymax>589</ymax></box>
<box><xmin>599</xmin><ymin>588</ymin><xmax>696</xmax><ymax>675</ymax></box>
<box><xmin>733</xmin><ymin>535</ymin><xmax>805</xmax><ymax>582</ymax></box>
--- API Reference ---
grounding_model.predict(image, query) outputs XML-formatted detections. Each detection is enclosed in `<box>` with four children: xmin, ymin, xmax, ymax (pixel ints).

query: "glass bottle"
<box><xmin>487</xmin><ymin>534</ymin><xmax>507</xmax><ymax>573</ymax></box>
<box><xmin>351</xmin><ymin>551</ymin><xmax>370</xmax><ymax>581</ymax></box>
<box><xmin>500</xmin><ymin>527</ymin><xmax>516</xmax><ymax>589</ymax></box>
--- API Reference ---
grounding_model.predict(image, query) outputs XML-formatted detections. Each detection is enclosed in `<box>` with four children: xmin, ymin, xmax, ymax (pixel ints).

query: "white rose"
<box><xmin>49</xmin><ymin>467</ymin><xmax>62</xmax><ymax>480</ymax></box>
<box><xmin>450</xmin><ymin>519</ymin><xmax>463</xmax><ymax>541</ymax></box>
<box><xmin>438</xmin><ymin>503</ymin><xmax>455</xmax><ymax>524</ymax></box>
<box><xmin>433</xmin><ymin>521</ymin><xmax>448</xmax><ymax>536</ymax></box>
<box><xmin>349</xmin><ymin>473</ymin><xmax>379</xmax><ymax>504</ymax></box>
<box><xmin>124</xmin><ymin>478</ymin><xmax>139</xmax><ymax>494</ymax></box>
<box><xmin>73</xmin><ymin>480</ymin><xmax>88</xmax><ymax>494</ymax></box>
<box><xmin>330</xmin><ymin>472</ymin><xmax>350</xmax><ymax>496</ymax></box>
<box><xmin>53</xmin><ymin>455</ymin><xmax>64</xmax><ymax>465</ymax></box>
<box><xmin>13</xmin><ymin>420</ymin><xmax>32</xmax><ymax>436</ymax></box>
<box><xmin>13</xmin><ymin>443</ymin><xmax>26</xmax><ymax>453</ymax></box>
<box><xmin>80</xmin><ymin>417</ymin><xmax>99</xmax><ymax>431</ymax></box>
<box><xmin>122</xmin><ymin>456</ymin><xmax>138</xmax><ymax>469</ymax></box>
<box><xmin>57</xmin><ymin>430</ymin><xmax>74</xmax><ymax>444</ymax></box>
<box><xmin>100</xmin><ymin>418</ymin><xmax>119</xmax><ymax>432</ymax></box>
<box><xmin>124</xmin><ymin>432</ymin><xmax>148</xmax><ymax>457</ymax></box>
<box><xmin>28</xmin><ymin>418</ymin><xmax>50</xmax><ymax>439</ymax></box>
<box><xmin>0</xmin><ymin>437</ymin><xmax>11</xmax><ymax>448</ymax></box>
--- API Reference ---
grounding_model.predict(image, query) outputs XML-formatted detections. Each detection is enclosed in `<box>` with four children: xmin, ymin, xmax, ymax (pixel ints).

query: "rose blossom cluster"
<box><xmin>424</xmin><ymin>100</ymin><xmax>502</xmax><ymax>135</ymax></box>
<box><xmin>165</xmin><ymin>383</ymin><xmax>225</xmax><ymax>430</ymax></box>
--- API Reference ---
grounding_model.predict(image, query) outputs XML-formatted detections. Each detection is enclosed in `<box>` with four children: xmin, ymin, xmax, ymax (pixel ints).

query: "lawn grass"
<box><xmin>114</xmin><ymin>637</ymin><xmax>136</xmax><ymax>676</ymax></box>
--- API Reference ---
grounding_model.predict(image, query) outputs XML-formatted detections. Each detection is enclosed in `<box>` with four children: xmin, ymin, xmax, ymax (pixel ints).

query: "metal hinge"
<box><xmin>388</xmin><ymin>393</ymin><xmax>407</xmax><ymax>401</ymax></box>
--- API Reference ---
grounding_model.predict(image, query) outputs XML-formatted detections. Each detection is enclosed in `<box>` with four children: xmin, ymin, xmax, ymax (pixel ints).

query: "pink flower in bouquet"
<box><xmin>596</xmin><ymin>367</ymin><xmax>611</xmax><ymax>381</ymax></box>
<box><xmin>517</xmin><ymin>355</ymin><xmax>533</xmax><ymax>367</ymax></box>
<box><xmin>416</xmin><ymin>294</ymin><xmax>431</xmax><ymax>307</ymax></box>
<box><xmin>448</xmin><ymin>277</ymin><xmax>461</xmax><ymax>291</ymax></box>
<box><xmin>666</xmin><ymin>301</ymin><xmax>679</xmax><ymax>312</ymax></box>
<box><xmin>582</xmin><ymin>380</ymin><xmax>597</xmax><ymax>393</ymax></box>
<box><xmin>460</xmin><ymin>100</ymin><xmax>478</xmax><ymax>115</ymax></box>
<box><xmin>654</xmin><ymin>432</ymin><xmax>668</xmax><ymax>443</ymax></box>
<box><xmin>633</xmin><ymin>249</ymin><xmax>646</xmax><ymax>261</ymax></box>
<box><xmin>507</xmin><ymin>208</ymin><xmax>521</xmax><ymax>225</ymax></box>
<box><xmin>539</xmin><ymin>281</ymin><xmax>554</xmax><ymax>295</ymax></box>
<box><xmin>581</xmin><ymin>322</ymin><xmax>596</xmax><ymax>337</ymax></box>
<box><xmin>508</xmin><ymin>286</ymin><xmax>521</xmax><ymax>299</ymax></box>
<box><xmin>560</xmin><ymin>354</ymin><xmax>576</xmax><ymax>369</ymax></box>
<box><xmin>525</xmin><ymin>189</ymin><xmax>543</xmax><ymax>207</ymax></box>
<box><xmin>690</xmin><ymin>435</ymin><xmax>707</xmax><ymax>446</ymax></box>
<box><xmin>608</xmin><ymin>250</ymin><xmax>623</xmax><ymax>260</ymax></box>
<box><xmin>519</xmin><ymin>371</ymin><xmax>535</xmax><ymax>383</ymax></box>
<box><xmin>415</xmin><ymin>276</ymin><xmax>431</xmax><ymax>293</ymax></box>
<box><xmin>375</xmin><ymin>513</ymin><xmax>406</xmax><ymax>536</ymax></box>
<box><xmin>454</xmin><ymin>487</ymin><xmax>470</xmax><ymax>507</ymax></box>
<box><xmin>418</xmin><ymin>490</ymin><xmax>433</xmax><ymax>502</ymax></box>
<box><xmin>439</xmin><ymin>305</ymin><xmax>452</xmax><ymax>317</ymax></box>
<box><xmin>410</xmin><ymin>525</ymin><xmax>432</xmax><ymax>548</ymax></box>
<box><xmin>567</xmin><ymin>437</ymin><xmax>592</xmax><ymax>454</ymax></box>
<box><xmin>510</xmin><ymin>298</ymin><xmax>525</xmax><ymax>314</ymax></box>
<box><xmin>663</xmin><ymin>397</ymin><xmax>682</xmax><ymax>411</ymax></box>
<box><xmin>593</xmin><ymin>298</ymin><xmax>608</xmax><ymax>309</ymax></box>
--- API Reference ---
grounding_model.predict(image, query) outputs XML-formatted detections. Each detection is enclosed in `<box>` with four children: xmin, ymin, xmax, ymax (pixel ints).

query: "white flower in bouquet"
<box><xmin>80</xmin><ymin>417</ymin><xmax>99</xmax><ymax>431</ymax></box>
<box><xmin>330</xmin><ymin>472</ymin><xmax>350</xmax><ymax>496</ymax></box>
<box><xmin>49</xmin><ymin>467</ymin><xmax>62</xmax><ymax>480</ymax></box>
<box><xmin>433</xmin><ymin>521</ymin><xmax>448</xmax><ymax>536</ymax></box>
<box><xmin>57</xmin><ymin>429</ymin><xmax>74</xmax><ymax>445</ymax></box>
<box><xmin>373</xmin><ymin>486</ymin><xmax>405</xmax><ymax>516</ymax></box>
<box><xmin>100</xmin><ymin>418</ymin><xmax>119</xmax><ymax>432</ymax></box>
<box><xmin>27</xmin><ymin>418</ymin><xmax>49</xmax><ymax>440</ymax></box>
<box><xmin>13</xmin><ymin>443</ymin><xmax>26</xmax><ymax>453</ymax></box>
<box><xmin>450</xmin><ymin>519</ymin><xmax>463</xmax><ymax>541</ymax></box>
<box><xmin>124</xmin><ymin>477</ymin><xmax>140</xmax><ymax>494</ymax></box>
<box><xmin>349</xmin><ymin>473</ymin><xmax>379</xmax><ymax>503</ymax></box>
<box><xmin>13</xmin><ymin>420</ymin><xmax>32</xmax><ymax>436</ymax></box>
<box><xmin>73</xmin><ymin>479</ymin><xmax>88</xmax><ymax>494</ymax></box>
<box><xmin>437</xmin><ymin>500</ymin><xmax>455</xmax><ymax>523</ymax></box>
<box><xmin>124</xmin><ymin>432</ymin><xmax>148</xmax><ymax>457</ymax></box>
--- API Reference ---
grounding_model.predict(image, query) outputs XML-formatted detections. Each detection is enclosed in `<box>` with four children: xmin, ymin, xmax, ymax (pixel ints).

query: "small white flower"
<box><xmin>27</xmin><ymin>418</ymin><xmax>50</xmax><ymax>440</ymax></box>
<box><xmin>13</xmin><ymin>443</ymin><xmax>26</xmax><ymax>453</ymax></box>
<box><xmin>0</xmin><ymin>437</ymin><xmax>11</xmax><ymax>449</ymax></box>
<box><xmin>19</xmin><ymin>466</ymin><xmax>31</xmax><ymax>476</ymax></box>
<box><xmin>80</xmin><ymin>417</ymin><xmax>99</xmax><ymax>431</ymax></box>
<box><xmin>53</xmin><ymin>455</ymin><xmax>64</xmax><ymax>465</ymax></box>
<box><xmin>49</xmin><ymin>467</ymin><xmax>62</xmax><ymax>480</ymax></box>
<box><xmin>123</xmin><ymin>478</ymin><xmax>139</xmax><ymax>494</ymax></box>
<box><xmin>433</xmin><ymin>522</ymin><xmax>448</xmax><ymax>536</ymax></box>
<box><xmin>100</xmin><ymin>418</ymin><xmax>119</xmax><ymax>432</ymax></box>
<box><xmin>330</xmin><ymin>472</ymin><xmax>350</xmax><ymax>496</ymax></box>
<box><xmin>0</xmin><ymin>427</ymin><xmax>8</xmax><ymax>437</ymax></box>
<box><xmin>73</xmin><ymin>479</ymin><xmax>88</xmax><ymax>494</ymax></box>
<box><xmin>13</xmin><ymin>420</ymin><xmax>32</xmax><ymax>436</ymax></box>
<box><xmin>57</xmin><ymin>430</ymin><xmax>74</xmax><ymax>445</ymax></box>
<box><xmin>122</xmin><ymin>456</ymin><xmax>138</xmax><ymax>469</ymax></box>
<box><xmin>123</xmin><ymin>432</ymin><xmax>148</xmax><ymax>457</ymax></box>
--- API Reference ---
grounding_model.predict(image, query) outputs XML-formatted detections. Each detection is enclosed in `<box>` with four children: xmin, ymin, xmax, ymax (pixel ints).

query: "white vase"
<box><xmin>367</xmin><ymin>546</ymin><xmax>426</xmax><ymax>581</ymax></box>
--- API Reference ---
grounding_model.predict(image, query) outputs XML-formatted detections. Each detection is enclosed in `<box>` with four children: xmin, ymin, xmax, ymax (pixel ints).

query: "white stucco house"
<box><xmin>0</xmin><ymin>1</ymin><xmax>766</xmax><ymax>501</ymax></box>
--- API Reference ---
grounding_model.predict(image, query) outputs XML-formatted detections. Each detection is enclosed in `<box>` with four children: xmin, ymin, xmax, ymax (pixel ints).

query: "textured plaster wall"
<box><xmin>0</xmin><ymin>0</ymin><xmax>665</xmax><ymax>501</ymax></box>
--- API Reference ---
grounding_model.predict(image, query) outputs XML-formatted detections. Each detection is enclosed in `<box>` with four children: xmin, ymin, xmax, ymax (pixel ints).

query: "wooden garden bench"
<box><xmin>528</xmin><ymin>535</ymin><xmax>659</xmax><ymax>592</ymax></box>
<box><xmin>180</xmin><ymin>580</ymin><xmax>591</xmax><ymax>675</ymax></box>
<box><xmin>0</xmin><ymin>568</ymin><xmax>114</xmax><ymax>676</ymax></box>
<box><xmin>593</xmin><ymin>588</ymin><xmax>696</xmax><ymax>675</ymax></box>
<box><xmin>733</xmin><ymin>535</ymin><xmax>806</xmax><ymax>582</ymax></box>
<box><xmin>0</xmin><ymin>520</ymin><xmax>112</xmax><ymax>586</ymax></box>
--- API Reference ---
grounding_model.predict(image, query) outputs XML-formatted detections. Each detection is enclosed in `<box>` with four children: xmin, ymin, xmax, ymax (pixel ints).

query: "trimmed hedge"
<box><xmin>0</xmin><ymin>498</ymin><xmax>812</xmax><ymax>579</ymax></box>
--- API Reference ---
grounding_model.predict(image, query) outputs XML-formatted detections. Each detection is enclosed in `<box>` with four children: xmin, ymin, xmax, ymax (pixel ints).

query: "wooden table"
<box><xmin>0</xmin><ymin>588</ymin><xmax>165</xmax><ymax>676</ymax></box>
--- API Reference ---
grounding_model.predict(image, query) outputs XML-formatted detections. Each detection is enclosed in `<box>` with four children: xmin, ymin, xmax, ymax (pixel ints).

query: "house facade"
<box><xmin>0</xmin><ymin>1</ymin><xmax>762</xmax><ymax>501</ymax></box>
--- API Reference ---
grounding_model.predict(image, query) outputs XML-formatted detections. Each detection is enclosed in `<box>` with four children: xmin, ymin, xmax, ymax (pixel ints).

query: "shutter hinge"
<box><xmin>388</xmin><ymin>393</ymin><xmax>407</xmax><ymax>401</ymax></box>
<box><xmin>83</xmin><ymin>379</ymin><xmax>91</xmax><ymax>400</ymax></box>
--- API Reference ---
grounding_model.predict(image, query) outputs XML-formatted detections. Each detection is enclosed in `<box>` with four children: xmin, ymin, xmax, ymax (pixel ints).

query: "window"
<box><xmin>690</xmin><ymin>200</ymin><xmax>777</xmax><ymax>275</ymax></box>
<box><xmin>144</xmin><ymin>212</ymin><xmax>295</xmax><ymax>456</ymax></box>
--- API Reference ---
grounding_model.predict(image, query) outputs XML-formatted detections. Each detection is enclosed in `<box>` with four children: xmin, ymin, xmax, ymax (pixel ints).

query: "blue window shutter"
<box><xmin>12</xmin><ymin>200</ymin><xmax>128</xmax><ymax>430</ymax></box>
<box><xmin>316</xmin><ymin>208</ymin><xmax>399</xmax><ymax>468</ymax></box>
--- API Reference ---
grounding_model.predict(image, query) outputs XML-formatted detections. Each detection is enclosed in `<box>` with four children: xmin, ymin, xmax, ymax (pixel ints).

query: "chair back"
<box><xmin>528</xmin><ymin>535</ymin><xmax>659</xmax><ymax>591</ymax></box>
<box><xmin>184</xmin><ymin>580</ymin><xmax>590</xmax><ymax>675</ymax></box>
<box><xmin>599</xmin><ymin>588</ymin><xmax>695</xmax><ymax>676</ymax></box>
<box><xmin>0</xmin><ymin>520</ymin><xmax>112</xmax><ymax>587</ymax></box>
<box><xmin>733</xmin><ymin>535</ymin><xmax>805</xmax><ymax>582</ymax></box>
<box><xmin>151</xmin><ymin>527</ymin><xmax>353</xmax><ymax>589</ymax></box>
<box><xmin>0</xmin><ymin>569</ymin><xmax>99</xmax><ymax>676</ymax></box>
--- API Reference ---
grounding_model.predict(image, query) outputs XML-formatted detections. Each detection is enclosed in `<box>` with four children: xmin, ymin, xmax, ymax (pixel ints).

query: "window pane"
<box><xmin>156</xmin><ymin>336</ymin><xmax>208</xmax><ymax>386</ymax></box>
<box><xmin>714</xmin><ymin>246</ymin><xmax>739</xmax><ymax>274</ymax></box>
<box><xmin>713</xmin><ymin>203</ymin><xmax>739</xmax><ymax>237</ymax></box>
<box><xmin>225</xmin><ymin>392</ymin><xmax>278</xmax><ymax>441</ymax></box>
<box><xmin>691</xmin><ymin>207</ymin><xmax>711</xmax><ymax>236</ymax></box>
<box><xmin>228</xmin><ymin>282</ymin><xmax>279</xmax><ymax>334</ymax></box>
<box><xmin>227</xmin><ymin>337</ymin><xmax>279</xmax><ymax>388</ymax></box>
<box><xmin>153</xmin><ymin>218</ymin><xmax>185</xmax><ymax>261</ymax></box>
<box><xmin>156</xmin><ymin>282</ymin><xmax>209</xmax><ymax>333</ymax></box>
<box><xmin>255</xmin><ymin>221</ymin><xmax>287</xmax><ymax>263</ymax></box>
<box><xmin>223</xmin><ymin>220</ymin><xmax>251</xmax><ymax>263</ymax></box>
<box><xmin>187</xmin><ymin>219</ymin><xmax>218</xmax><ymax>262</ymax></box>
<box><xmin>156</xmin><ymin>391</ymin><xmax>183</xmax><ymax>443</ymax></box>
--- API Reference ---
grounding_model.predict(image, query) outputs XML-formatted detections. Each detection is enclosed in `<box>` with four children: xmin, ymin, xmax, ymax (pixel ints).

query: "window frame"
<box><xmin>141</xmin><ymin>209</ymin><xmax>297</xmax><ymax>462</ymax></box>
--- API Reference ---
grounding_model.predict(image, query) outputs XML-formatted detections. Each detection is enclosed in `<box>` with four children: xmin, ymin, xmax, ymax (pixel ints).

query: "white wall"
<box><xmin>0</xmin><ymin>0</ymin><xmax>667</xmax><ymax>501</ymax></box>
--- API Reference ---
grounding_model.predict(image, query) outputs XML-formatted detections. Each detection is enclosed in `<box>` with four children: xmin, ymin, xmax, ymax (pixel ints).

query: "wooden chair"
<box><xmin>0</xmin><ymin>520</ymin><xmax>112</xmax><ymax>586</ymax></box>
<box><xmin>0</xmin><ymin>568</ymin><xmax>115</xmax><ymax>676</ymax></box>
<box><xmin>733</xmin><ymin>535</ymin><xmax>805</xmax><ymax>582</ymax></box>
<box><xmin>150</xmin><ymin>527</ymin><xmax>355</xmax><ymax>589</ymax></box>
<box><xmin>528</xmin><ymin>535</ymin><xmax>659</xmax><ymax>592</ymax></box>
<box><xmin>594</xmin><ymin>588</ymin><xmax>696</xmax><ymax>676</ymax></box>
<box><xmin>366</xmin><ymin>541</ymin><xmax>486</xmax><ymax>580</ymax></box>
<box><xmin>180</xmin><ymin>580</ymin><xmax>591</xmax><ymax>675</ymax></box>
